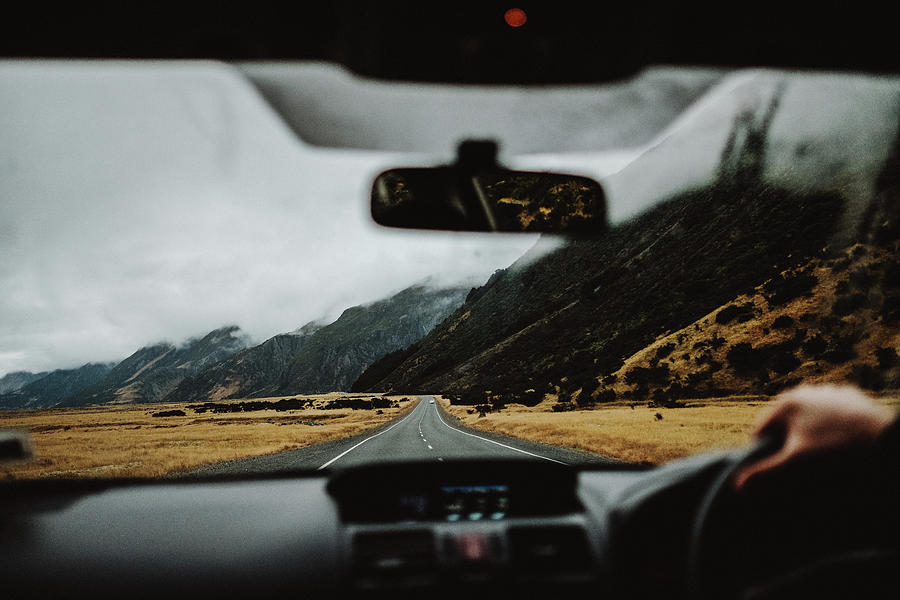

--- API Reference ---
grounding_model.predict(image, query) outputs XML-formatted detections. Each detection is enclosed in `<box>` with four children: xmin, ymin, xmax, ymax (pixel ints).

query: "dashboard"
<box><xmin>0</xmin><ymin>454</ymin><xmax>701</xmax><ymax>598</ymax></box>
<box><xmin>0</xmin><ymin>458</ymin><xmax>650</xmax><ymax>597</ymax></box>
<box><xmin>4</xmin><ymin>444</ymin><xmax>888</xmax><ymax>599</ymax></box>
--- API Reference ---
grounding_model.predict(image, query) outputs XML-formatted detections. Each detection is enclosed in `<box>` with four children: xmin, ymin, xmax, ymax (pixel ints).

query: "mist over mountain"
<box><xmin>166</xmin><ymin>284</ymin><xmax>468</xmax><ymax>402</ymax></box>
<box><xmin>60</xmin><ymin>326</ymin><xmax>252</xmax><ymax>407</ymax></box>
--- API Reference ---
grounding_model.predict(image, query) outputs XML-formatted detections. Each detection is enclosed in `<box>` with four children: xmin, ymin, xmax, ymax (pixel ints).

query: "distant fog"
<box><xmin>0</xmin><ymin>61</ymin><xmax>644</xmax><ymax>376</ymax></box>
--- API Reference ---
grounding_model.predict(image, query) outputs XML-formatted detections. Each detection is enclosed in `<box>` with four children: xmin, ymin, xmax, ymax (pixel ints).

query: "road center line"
<box><xmin>429</xmin><ymin>398</ymin><xmax>568</xmax><ymax>465</ymax></box>
<box><xmin>316</xmin><ymin>399</ymin><xmax>424</xmax><ymax>470</ymax></box>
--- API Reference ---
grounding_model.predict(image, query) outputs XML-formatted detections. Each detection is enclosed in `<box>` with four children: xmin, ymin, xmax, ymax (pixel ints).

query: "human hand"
<box><xmin>733</xmin><ymin>384</ymin><xmax>894</xmax><ymax>491</ymax></box>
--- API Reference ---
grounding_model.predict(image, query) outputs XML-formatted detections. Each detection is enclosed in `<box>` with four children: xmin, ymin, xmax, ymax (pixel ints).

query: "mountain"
<box><xmin>164</xmin><ymin>284</ymin><xmax>468</xmax><ymax>402</ymax></box>
<box><xmin>0</xmin><ymin>371</ymin><xmax>48</xmax><ymax>394</ymax></box>
<box><xmin>0</xmin><ymin>363</ymin><xmax>114</xmax><ymax>409</ymax></box>
<box><xmin>160</xmin><ymin>327</ymin><xmax>319</xmax><ymax>402</ymax></box>
<box><xmin>355</xmin><ymin>73</ymin><xmax>900</xmax><ymax>401</ymax></box>
<box><xmin>592</xmin><ymin>240</ymin><xmax>900</xmax><ymax>404</ymax></box>
<box><xmin>60</xmin><ymin>326</ymin><xmax>252</xmax><ymax>406</ymax></box>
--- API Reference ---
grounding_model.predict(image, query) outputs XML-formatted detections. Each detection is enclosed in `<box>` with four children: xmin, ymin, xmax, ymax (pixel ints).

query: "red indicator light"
<box><xmin>457</xmin><ymin>533</ymin><xmax>489</xmax><ymax>562</ymax></box>
<box><xmin>504</xmin><ymin>8</ymin><xmax>527</xmax><ymax>28</ymax></box>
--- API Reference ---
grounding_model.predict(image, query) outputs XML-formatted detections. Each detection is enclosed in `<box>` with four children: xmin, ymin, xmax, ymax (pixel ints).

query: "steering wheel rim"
<box><xmin>685</xmin><ymin>435</ymin><xmax>783</xmax><ymax>600</ymax></box>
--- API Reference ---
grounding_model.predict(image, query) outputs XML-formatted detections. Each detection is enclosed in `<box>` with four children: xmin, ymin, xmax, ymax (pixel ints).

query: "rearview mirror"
<box><xmin>372</xmin><ymin>141</ymin><xmax>606</xmax><ymax>233</ymax></box>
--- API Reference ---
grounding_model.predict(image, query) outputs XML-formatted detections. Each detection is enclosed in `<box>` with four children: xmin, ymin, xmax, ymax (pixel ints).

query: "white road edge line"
<box><xmin>316</xmin><ymin>399</ymin><xmax>423</xmax><ymax>470</ymax></box>
<box><xmin>430</xmin><ymin>397</ymin><xmax>568</xmax><ymax>465</ymax></box>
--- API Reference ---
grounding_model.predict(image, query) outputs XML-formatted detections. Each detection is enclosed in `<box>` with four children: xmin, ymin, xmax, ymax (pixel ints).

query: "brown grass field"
<box><xmin>0</xmin><ymin>394</ymin><xmax>415</xmax><ymax>480</ymax></box>
<box><xmin>3</xmin><ymin>392</ymin><xmax>898</xmax><ymax>479</ymax></box>
<box><xmin>439</xmin><ymin>394</ymin><xmax>900</xmax><ymax>465</ymax></box>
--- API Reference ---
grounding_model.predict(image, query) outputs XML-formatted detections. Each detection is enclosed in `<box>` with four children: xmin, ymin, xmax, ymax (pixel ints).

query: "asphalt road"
<box><xmin>181</xmin><ymin>397</ymin><xmax>616</xmax><ymax>477</ymax></box>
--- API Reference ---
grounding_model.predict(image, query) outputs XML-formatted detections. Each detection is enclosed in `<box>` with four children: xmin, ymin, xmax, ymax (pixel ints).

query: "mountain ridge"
<box><xmin>165</xmin><ymin>283</ymin><xmax>469</xmax><ymax>402</ymax></box>
<box><xmin>60</xmin><ymin>325</ymin><xmax>252</xmax><ymax>407</ymax></box>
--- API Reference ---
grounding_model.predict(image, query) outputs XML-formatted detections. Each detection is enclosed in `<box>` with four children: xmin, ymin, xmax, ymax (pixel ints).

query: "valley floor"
<box><xmin>4</xmin><ymin>392</ymin><xmax>898</xmax><ymax>479</ymax></box>
<box><xmin>0</xmin><ymin>395</ymin><xmax>414</xmax><ymax>479</ymax></box>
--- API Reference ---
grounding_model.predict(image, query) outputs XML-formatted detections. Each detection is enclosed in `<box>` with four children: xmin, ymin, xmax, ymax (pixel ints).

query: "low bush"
<box><xmin>764</xmin><ymin>272</ymin><xmax>818</xmax><ymax>305</ymax></box>
<box><xmin>771</xmin><ymin>315</ymin><xmax>795</xmax><ymax>329</ymax></box>
<box><xmin>715</xmin><ymin>303</ymin><xmax>755</xmax><ymax>325</ymax></box>
<box><xmin>832</xmin><ymin>292</ymin><xmax>868</xmax><ymax>316</ymax></box>
<box><xmin>726</xmin><ymin>342</ymin><xmax>766</xmax><ymax>374</ymax></box>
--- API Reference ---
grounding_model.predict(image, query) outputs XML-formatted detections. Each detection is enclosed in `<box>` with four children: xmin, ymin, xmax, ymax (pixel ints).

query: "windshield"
<box><xmin>1</xmin><ymin>61</ymin><xmax>898</xmax><ymax>479</ymax></box>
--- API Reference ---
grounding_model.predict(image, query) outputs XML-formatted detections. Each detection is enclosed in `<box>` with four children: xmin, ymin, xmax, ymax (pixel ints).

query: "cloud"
<box><xmin>3</xmin><ymin>61</ymin><xmax>618</xmax><ymax>376</ymax></box>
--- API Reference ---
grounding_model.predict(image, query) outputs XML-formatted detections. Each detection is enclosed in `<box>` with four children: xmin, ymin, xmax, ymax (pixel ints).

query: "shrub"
<box><xmin>686</xmin><ymin>370</ymin><xmax>712</xmax><ymax>387</ymax></box>
<box><xmin>834</xmin><ymin>280</ymin><xmax>850</xmax><ymax>295</ymax></box>
<box><xmin>664</xmin><ymin>382</ymin><xmax>688</xmax><ymax>402</ymax></box>
<box><xmin>832</xmin><ymin>257</ymin><xmax>851</xmax><ymax>273</ymax></box>
<box><xmin>848</xmin><ymin>267</ymin><xmax>879</xmax><ymax>290</ymax></box>
<box><xmin>881</xmin><ymin>296</ymin><xmax>900</xmax><ymax>324</ymax></box>
<box><xmin>851</xmin><ymin>364</ymin><xmax>885</xmax><ymax>391</ymax></box>
<box><xmin>654</xmin><ymin>343</ymin><xmax>676</xmax><ymax>360</ymax></box>
<box><xmin>152</xmin><ymin>409</ymin><xmax>186</xmax><ymax>417</ymax></box>
<box><xmin>595</xmin><ymin>388</ymin><xmax>616</xmax><ymax>403</ymax></box>
<box><xmin>519</xmin><ymin>389</ymin><xmax>543</xmax><ymax>406</ymax></box>
<box><xmin>876</xmin><ymin>347</ymin><xmax>898</xmax><ymax>370</ymax></box>
<box><xmin>802</xmin><ymin>334</ymin><xmax>828</xmax><ymax>356</ymax></box>
<box><xmin>552</xmin><ymin>402</ymin><xmax>576</xmax><ymax>412</ymax></box>
<box><xmin>715</xmin><ymin>303</ymin><xmax>755</xmax><ymax>324</ymax></box>
<box><xmin>625</xmin><ymin>364</ymin><xmax>671</xmax><ymax>387</ymax></box>
<box><xmin>765</xmin><ymin>272</ymin><xmax>818</xmax><ymax>305</ymax></box>
<box><xmin>768</xmin><ymin>345</ymin><xmax>801</xmax><ymax>375</ymax></box>
<box><xmin>575</xmin><ymin>392</ymin><xmax>595</xmax><ymax>407</ymax></box>
<box><xmin>771</xmin><ymin>315</ymin><xmax>795</xmax><ymax>329</ymax></box>
<box><xmin>727</xmin><ymin>342</ymin><xmax>766</xmax><ymax>374</ymax></box>
<box><xmin>884</xmin><ymin>261</ymin><xmax>900</xmax><ymax>288</ymax></box>
<box><xmin>832</xmin><ymin>293</ymin><xmax>868</xmax><ymax>316</ymax></box>
<box><xmin>823</xmin><ymin>337</ymin><xmax>857</xmax><ymax>364</ymax></box>
<box><xmin>370</xmin><ymin>396</ymin><xmax>394</xmax><ymax>409</ymax></box>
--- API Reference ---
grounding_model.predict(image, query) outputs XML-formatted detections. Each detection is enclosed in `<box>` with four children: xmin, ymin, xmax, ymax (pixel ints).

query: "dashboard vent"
<box><xmin>507</xmin><ymin>526</ymin><xmax>591</xmax><ymax>574</ymax></box>
<box><xmin>352</xmin><ymin>530</ymin><xmax>437</xmax><ymax>588</ymax></box>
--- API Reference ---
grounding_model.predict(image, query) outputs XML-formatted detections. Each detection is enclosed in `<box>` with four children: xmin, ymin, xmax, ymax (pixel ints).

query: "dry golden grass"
<box><xmin>0</xmin><ymin>394</ymin><xmax>416</xmax><ymax>480</ymax></box>
<box><xmin>440</xmin><ymin>394</ymin><xmax>900</xmax><ymax>465</ymax></box>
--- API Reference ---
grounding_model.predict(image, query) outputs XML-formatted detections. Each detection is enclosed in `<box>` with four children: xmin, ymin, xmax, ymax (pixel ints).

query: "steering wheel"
<box><xmin>684</xmin><ymin>435</ymin><xmax>900</xmax><ymax>600</ymax></box>
<box><xmin>684</xmin><ymin>435</ymin><xmax>782</xmax><ymax>600</ymax></box>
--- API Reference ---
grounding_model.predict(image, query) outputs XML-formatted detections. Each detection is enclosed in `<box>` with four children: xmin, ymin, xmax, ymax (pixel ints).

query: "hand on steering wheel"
<box><xmin>733</xmin><ymin>384</ymin><xmax>894</xmax><ymax>491</ymax></box>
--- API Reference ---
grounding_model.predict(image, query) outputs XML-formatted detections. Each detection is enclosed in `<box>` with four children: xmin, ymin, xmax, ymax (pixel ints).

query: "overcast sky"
<box><xmin>0</xmin><ymin>61</ymin><xmax>641</xmax><ymax>376</ymax></box>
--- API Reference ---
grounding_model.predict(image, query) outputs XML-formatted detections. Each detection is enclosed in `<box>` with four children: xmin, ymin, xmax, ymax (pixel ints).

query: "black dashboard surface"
<box><xmin>8</xmin><ymin>443</ymin><xmax>890</xmax><ymax>599</ymax></box>
<box><xmin>1</xmin><ymin>458</ymin><xmax>663</xmax><ymax>597</ymax></box>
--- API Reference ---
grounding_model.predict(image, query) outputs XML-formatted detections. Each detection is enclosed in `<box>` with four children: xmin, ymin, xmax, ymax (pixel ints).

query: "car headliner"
<box><xmin>3</xmin><ymin>3</ymin><xmax>898</xmax><ymax>84</ymax></box>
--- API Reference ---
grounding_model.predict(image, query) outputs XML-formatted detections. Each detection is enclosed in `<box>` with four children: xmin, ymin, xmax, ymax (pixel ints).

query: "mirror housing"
<box><xmin>372</xmin><ymin>141</ymin><xmax>606</xmax><ymax>233</ymax></box>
